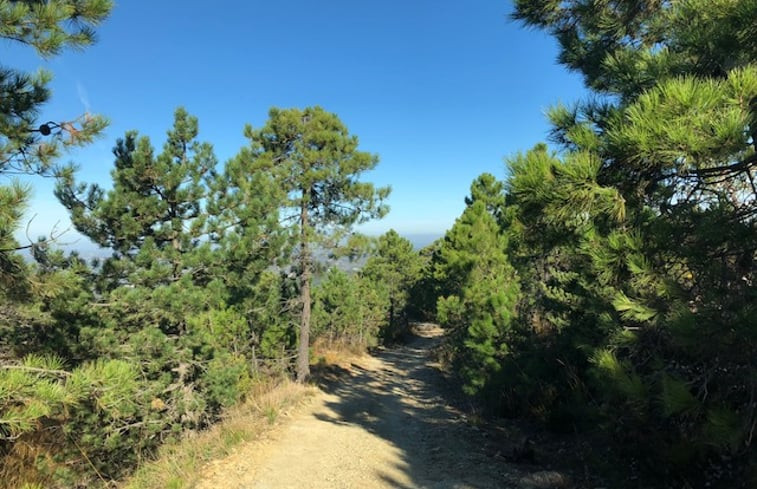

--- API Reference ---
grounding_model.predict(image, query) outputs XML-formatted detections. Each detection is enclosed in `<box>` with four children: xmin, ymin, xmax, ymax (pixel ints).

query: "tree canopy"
<box><xmin>242</xmin><ymin>106</ymin><xmax>390</xmax><ymax>381</ymax></box>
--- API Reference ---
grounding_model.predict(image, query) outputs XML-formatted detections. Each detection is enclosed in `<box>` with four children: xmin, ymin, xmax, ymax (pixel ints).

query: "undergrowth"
<box><xmin>121</xmin><ymin>379</ymin><xmax>315</xmax><ymax>489</ymax></box>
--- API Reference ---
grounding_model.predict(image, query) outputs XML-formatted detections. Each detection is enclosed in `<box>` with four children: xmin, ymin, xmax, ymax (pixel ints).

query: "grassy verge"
<box><xmin>120</xmin><ymin>342</ymin><xmax>367</xmax><ymax>489</ymax></box>
<box><xmin>121</xmin><ymin>378</ymin><xmax>316</xmax><ymax>489</ymax></box>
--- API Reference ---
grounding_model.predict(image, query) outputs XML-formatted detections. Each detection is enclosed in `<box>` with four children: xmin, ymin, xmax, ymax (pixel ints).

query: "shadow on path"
<box><xmin>312</xmin><ymin>324</ymin><xmax>534</xmax><ymax>489</ymax></box>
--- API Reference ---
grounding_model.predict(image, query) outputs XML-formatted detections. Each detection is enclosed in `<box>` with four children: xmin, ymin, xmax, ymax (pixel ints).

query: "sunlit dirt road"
<box><xmin>197</xmin><ymin>324</ymin><xmax>567</xmax><ymax>489</ymax></box>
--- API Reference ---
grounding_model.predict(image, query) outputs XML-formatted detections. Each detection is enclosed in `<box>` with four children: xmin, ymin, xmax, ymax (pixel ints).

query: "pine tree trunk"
<box><xmin>296</xmin><ymin>195</ymin><xmax>311</xmax><ymax>383</ymax></box>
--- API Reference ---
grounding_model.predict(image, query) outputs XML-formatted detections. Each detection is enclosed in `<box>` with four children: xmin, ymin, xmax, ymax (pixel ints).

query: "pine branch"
<box><xmin>0</xmin><ymin>365</ymin><xmax>71</xmax><ymax>377</ymax></box>
<box><xmin>692</xmin><ymin>153</ymin><xmax>757</xmax><ymax>178</ymax></box>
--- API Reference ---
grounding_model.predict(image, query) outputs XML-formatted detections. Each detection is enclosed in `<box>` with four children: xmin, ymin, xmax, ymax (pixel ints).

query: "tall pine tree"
<box><xmin>242</xmin><ymin>106</ymin><xmax>390</xmax><ymax>381</ymax></box>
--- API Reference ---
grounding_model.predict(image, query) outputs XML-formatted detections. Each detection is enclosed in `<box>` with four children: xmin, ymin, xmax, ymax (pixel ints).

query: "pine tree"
<box><xmin>0</xmin><ymin>0</ymin><xmax>111</xmax><ymax>176</ymax></box>
<box><xmin>361</xmin><ymin>230</ymin><xmax>423</xmax><ymax>339</ymax></box>
<box><xmin>47</xmin><ymin>111</ymin><xmax>230</xmax><ymax>473</ymax></box>
<box><xmin>57</xmin><ymin>108</ymin><xmax>216</xmax><ymax>296</ymax></box>
<box><xmin>434</xmin><ymin>195</ymin><xmax>519</xmax><ymax>395</ymax></box>
<box><xmin>242</xmin><ymin>106</ymin><xmax>390</xmax><ymax>382</ymax></box>
<box><xmin>464</xmin><ymin>173</ymin><xmax>507</xmax><ymax>226</ymax></box>
<box><xmin>207</xmin><ymin>130</ymin><xmax>291</xmax><ymax>360</ymax></box>
<box><xmin>312</xmin><ymin>268</ymin><xmax>384</xmax><ymax>348</ymax></box>
<box><xmin>1</xmin><ymin>3</ymin><xmax>113</xmax><ymax>477</ymax></box>
<box><xmin>13</xmin><ymin>109</ymin><xmax>302</xmax><ymax>485</ymax></box>
<box><xmin>0</xmin><ymin>0</ymin><xmax>111</xmax><ymax>296</ymax></box>
<box><xmin>499</xmin><ymin>1</ymin><xmax>757</xmax><ymax>484</ymax></box>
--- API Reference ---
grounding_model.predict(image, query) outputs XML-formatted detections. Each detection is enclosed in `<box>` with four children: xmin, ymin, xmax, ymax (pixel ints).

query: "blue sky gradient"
<box><xmin>7</xmin><ymin>0</ymin><xmax>586</xmax><ymax>250</ymax></box>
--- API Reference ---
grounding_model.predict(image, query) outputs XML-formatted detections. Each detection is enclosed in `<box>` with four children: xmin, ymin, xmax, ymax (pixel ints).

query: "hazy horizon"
<box><xmin>8</xmin><ymin>0</ymin><xmax>585</xmax><ymax>250</ymax></box>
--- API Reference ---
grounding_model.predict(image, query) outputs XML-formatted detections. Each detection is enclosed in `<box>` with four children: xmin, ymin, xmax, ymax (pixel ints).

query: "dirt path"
<box><xmin>197</xmin><ymin>324</ymin><xmax>568</xmax><ymax>489</ymax></box>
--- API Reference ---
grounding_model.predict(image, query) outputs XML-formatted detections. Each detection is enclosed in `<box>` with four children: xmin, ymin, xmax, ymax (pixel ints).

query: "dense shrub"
<box><xmin>421</xmin><ymin>2</ymin><xmax>757</xmax><ymax>486</ymax></box>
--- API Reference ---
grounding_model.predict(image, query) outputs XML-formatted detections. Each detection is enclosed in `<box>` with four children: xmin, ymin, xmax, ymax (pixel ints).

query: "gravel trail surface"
<box><xmin>197</xmin><ymin>324</ymin><xmax>565</xmax><ymax>489</ymax></box>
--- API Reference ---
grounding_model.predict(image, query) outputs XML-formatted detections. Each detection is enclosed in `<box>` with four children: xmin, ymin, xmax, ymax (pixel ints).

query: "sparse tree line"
<box><xmin>0</xmin><ymin>2</ymin><xmax>422</xmax><ymax>486</ymax></box>
<box><xmin>412</xmin><ymin>1</ymin><xmax>756</xmax><ymax>487</ymax></box>
<box><xmin>0</xmin><ymin>101</ymin><xmax>409</xmax><ymax>486</ymax></box>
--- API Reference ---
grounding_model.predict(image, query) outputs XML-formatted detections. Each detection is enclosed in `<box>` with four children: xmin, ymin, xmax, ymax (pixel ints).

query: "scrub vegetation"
<box><xmin>1</xmin><ymin>1</ymin><xmax>755</xmax><ymax>488</ymax></box>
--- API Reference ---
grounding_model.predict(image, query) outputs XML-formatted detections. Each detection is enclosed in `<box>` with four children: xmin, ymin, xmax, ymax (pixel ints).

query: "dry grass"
<box><xmin>0</xmin><ymin>422</ymin><xmax>67</xmax><ymax>489</ymax></box>
<box><xmin>121</xmin><ymin>378</ymin><xmax>316</xmax><ymax>489</ymax></box>
<box><xmin>311</xmin><ymin>337</ymin><xmax>368</xmax><ymax>366</ymax></box>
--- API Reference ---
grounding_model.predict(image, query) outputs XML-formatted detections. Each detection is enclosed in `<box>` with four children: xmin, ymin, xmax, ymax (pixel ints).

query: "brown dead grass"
<box><xmin>310</xmin><ymin>339</ymin><xmax>371</xmax><ymax>387</ymax></box>
<box><xmin>0</xmin><ymin>417</ymin><xmax>72</xmax><ymax>489</ymax></box>
<box><xmin>122</xmin><ymin>344</ymin><xmax>364</xmax><ymax>489</ymax></box>
<box><xmin>311</xmin><ymin>337</ymin><xmax>369</xmax><ymax>363</ymax></box>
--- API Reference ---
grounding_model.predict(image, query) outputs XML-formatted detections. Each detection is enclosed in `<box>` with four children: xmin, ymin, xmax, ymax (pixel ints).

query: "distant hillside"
<box><xmin>402</xmin><ymin>233</ymin><xmax>442</xmax><ymax>250</ymax></box>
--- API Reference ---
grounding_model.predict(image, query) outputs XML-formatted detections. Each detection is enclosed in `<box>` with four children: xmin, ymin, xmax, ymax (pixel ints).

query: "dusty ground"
<box><xmin>197</xmin><ymin>324</ymin><xmax>572</xmax><ymax>489</ymax></box>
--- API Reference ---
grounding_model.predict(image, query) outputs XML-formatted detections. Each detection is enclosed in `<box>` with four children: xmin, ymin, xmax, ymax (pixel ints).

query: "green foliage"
<box><xmin>0</xmin><ymin>0</ymin><xmax>110</xmax><ymax>177</ymax></box>
<box><xmin>410</xmin><ymin>2</ymin><xmax>757</xmax><ymax>486</ymax></box>
<box><xmin>0</xmin><ymin>356</ymin><xmax>145</xmax><ymax>482</ymax></box>
<box><xmin>659</xmin><ymin>374</ymin><xmax>698</xmax><ymax>418</ymax></box>
<box><xmin>0</xmin><ymin>0</ymin><xmax>111</xmax><ymax>304</ymax></box>
<box><xmin>0</xmin><ymin>4</ymin><xmax>124</xmax><ymax>486</ymax></box>
<box><xmin>0</xmin><ymin>355</ymin><xmax>68</xmax><ymax>437</ymax></box>
<box><xmin>3</xmin><ymin>0</ymin><xmax>755</xmax><ymax>487</ymax></box>
<box><xmin>312</xmin><ymin>268</ymin><xmax>385</xmax><ymax>348</ymax></box>
<box><xmin>405</xmin><ymin>240</ymin><xmax>440</xmax><ymax>321</ymax></box>
<box><xmin>242</xmin><ymin>106</ymin><xmax>390</xmax><ymax>381</ymax></box>
<box><xmin>200</xmin><ymin>353</ymin><xmax>252</xmax><ymax>410</ymax></box>
<box><xmin>464</xmin><ymin>173</ymin><xmax>507</xmax><ymax>226</ymax></box>
<box><xmin>1</xmin><ymin>106</ymin><xmax>300</xmax><ymax>487</ymax></box>
<box><xmin>58</xmin><ymin>108</ymin><xmax>215</xmax><ymax>283</ymax></box>
<box><xmin>244</xmin><ymin>106</ymin><xmax>390</xmax><ymax>238</ymax></box>
<box><xmin>0</xmin><ymin>101</ymin><xmax>400</xmax><ymax>486</ymax></box>
<box><xmin>0</xmin><ymin>1</ymin><xmax>111</xmax><ymax>330</ymax></box>
<box><xmin>0</xmin><ymin>6</ymin><xmax>394</xmax><ymax>487</ymax></box>
<box><xmin>361</xmin><ymin>230</ymin><xmax>424</xmax><ymax>340</ymax></box>
<box><xmin>0</xmin><ymin>182</ymin><xmax>32</xmax><ymax>297</ymax></box>
<box><xmin>0</xmin><ymin>0</ymin><xmax>113</xmax><ymax>56</ymax></box>
<box><xmin>433</xmin><ymin>196</ymin><xmax>519</xmax><ymax>395</ymax></box>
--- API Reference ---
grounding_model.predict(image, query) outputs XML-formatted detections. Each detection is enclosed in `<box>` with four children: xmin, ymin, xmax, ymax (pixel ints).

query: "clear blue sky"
<box><xmin>8</xmin><ymin>0</ymin><xmax>586</xmax><ymax>250</ymax></box>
